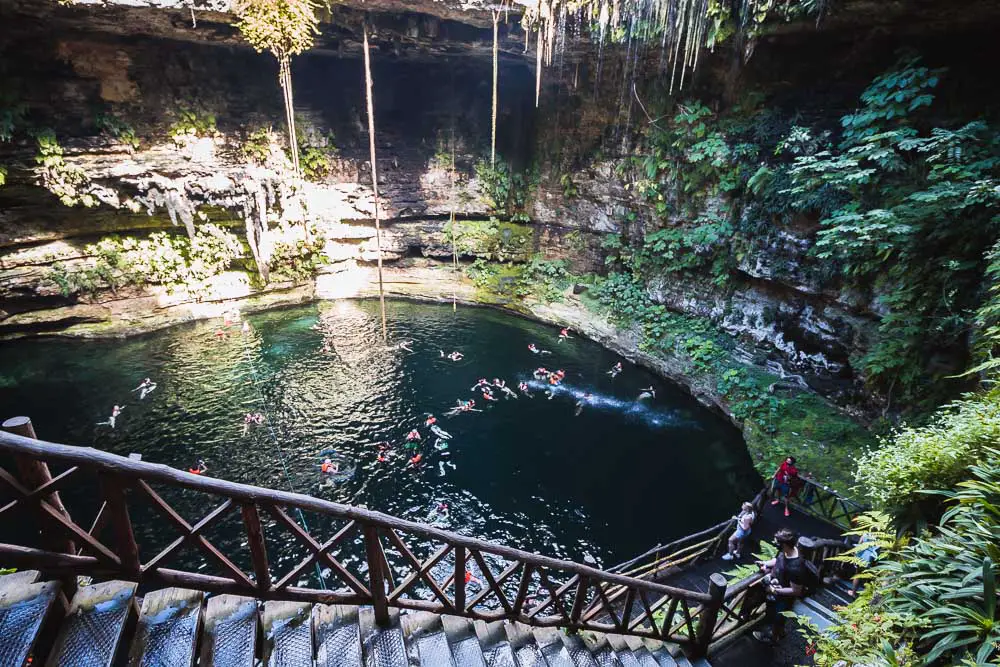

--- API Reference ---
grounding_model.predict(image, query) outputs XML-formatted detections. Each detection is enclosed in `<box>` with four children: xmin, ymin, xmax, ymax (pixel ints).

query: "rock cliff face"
<box><xmin>1</xmin><ymin>0</ymin><xmax>997</xmax><ymax>415</ymax></box>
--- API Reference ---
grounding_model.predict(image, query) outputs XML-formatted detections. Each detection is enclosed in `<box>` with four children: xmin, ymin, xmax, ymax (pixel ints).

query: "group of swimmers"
<box><xmin>96</xmin><ymin>376</ymin><xmax>160</xmax><ymax>429</ymax></box>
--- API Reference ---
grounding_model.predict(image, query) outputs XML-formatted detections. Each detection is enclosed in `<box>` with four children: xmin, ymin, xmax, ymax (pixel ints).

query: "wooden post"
<box><xmin>242</xmin><ymin>503</ymin><xmax>271</xmax><ymax>594</ymax></box>
<box><xmin>454</xmin><ymin>545</ymin><xmax>466</xmax><ymax>612</ymax></box>
<box><xmin>100</xmin><ymin>474</ymin><xmax>140</xmax><ymax>578</ymax></box>
<box><xmin>568</xmin><ymin>576</ymin><xmax>589</xmax><ymax>628</ymax></box>
<box><xmin>363</xmin><ymin>525</ymin><xmax>389</xmax><ymax>626</ymax></box>
<box><xmin>692</xmin><ymin>573</ymin><xmax>727</xmax><ymax>658</ymax></box>
<box><xmin>3</xmin><ymin>417</ymin><xmax>75</xmax><ymax>554</ymax></box>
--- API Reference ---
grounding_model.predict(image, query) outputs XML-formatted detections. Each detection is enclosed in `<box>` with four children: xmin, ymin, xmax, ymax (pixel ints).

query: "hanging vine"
<box><xmin>234</xmin><ymin>0</ymin><xmax>319</xmax><ymax>179</ymax></box>
<box><xmin>363</xmin><ymin>21</ymin><xmax>388</xmax><ymax>342</ymax></box>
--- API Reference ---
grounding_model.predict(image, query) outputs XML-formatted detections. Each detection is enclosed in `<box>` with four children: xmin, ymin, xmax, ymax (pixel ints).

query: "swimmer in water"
<box><xmin>449</xmin><ymin>351</ymin><xmax>464</xmax><ymax>361</ymax></box>
<box><xmin>425</xmin><ymin>415</ymin><xmax>437</xmax><ymax>427</ymax></box>
<box><xmin>528</xmin><ymin>343</ymin><xmax>552</xmax><ymax>355</ymax></box>
<box><xmin>518</xmin><ymin>381</ymin><xmax>534</xmax><ymax>398</ymax></box>
<box><xmin>481</xmin><ymin>387</ymin><xmax>498</xmax><ymax>402</ymax></box>
<box><xmin>471</xmin><ymin>378</ymin><xmax>490</xmax><ymax>391</ymax></box>
<box><xmin>188</xmin><ymin>460</ymin><xmax>208</xmax><ymax>475</ymax></box>
<box><xmin>533</xmin><ymin>367</ymin><xmax>549</xmax><ymax>379</ymax></box>
<box><xmin>243</xmin><ymin>412</ymin><xmax>264</xmax><ymax>435</ymax></box>
<box><xmin>558</xmin><ymin>327</ymin><xmax>571</xmax><ymax>343</ymax></box>
<box><xmin>499</xmin><ymin>384</ymin><xmax>519</xmax><ymax>400</ymax></box>
<box><xmin>98</xmin><ymin>405</ymin><xmax>124</xmax><ymax>429</ymax></box>
<box><xmin>607</xmin><ymin>362</ymin><xmax>623</xmax><ymax>378</ymax></box>
<box><xmin>430</xmin><ymin>424</ymin><xmax>452</xmax><ymax>440</ymax></box>
<box><xmin>377</xmin><ymin>445</ymin><xmax>390</xmax><ymax>463</ymax></box>
<box><xmin>320</xmin><ymin>458</ymin><xmax>340</xmax><ymax>474</ymax></box>
<box><xmin>575</xmin><ymin>393</ymin><xmax>593</xmax><ymax>416</ymax></box>
<box><xmin>638</xmin><ymin>387</ymin><xmax>656</xmax><ymax>401</ymax></box>
<box><xmin>132</xmin><ymin>378</ymin><xmax>157</xmax><ymax>400</ymax></box>
<box><xmin>408</xmin><ymin>453</ymin><xmax>423</xmax><ymax>467</ymax></box>
<box><xmin>433</xmin><ymin>437</ymin><xmax>449</xmax><ymax>451</ymax></box>
<box><xmin>406</xmin><ymin>429</ymin><xmax>422</xmax><ymax>442</ymax></box>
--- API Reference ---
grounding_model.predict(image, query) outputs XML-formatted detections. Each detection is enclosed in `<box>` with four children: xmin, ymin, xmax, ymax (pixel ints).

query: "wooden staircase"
<box><xmin>0</xmin><ymin>571</ymin><xmax>716</xmax><ymax>667</ymax></box>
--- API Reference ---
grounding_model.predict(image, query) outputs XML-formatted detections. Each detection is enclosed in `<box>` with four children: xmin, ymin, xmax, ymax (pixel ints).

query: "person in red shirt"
<box><xmin>189</xmin><ymin>460</ymin><xmax>208</xmax><ymax>475</ymax></box>
<box><xmin>771</xmin><ymin>456</ymin><xmax>800</xmax><ymax>517</ymax></box>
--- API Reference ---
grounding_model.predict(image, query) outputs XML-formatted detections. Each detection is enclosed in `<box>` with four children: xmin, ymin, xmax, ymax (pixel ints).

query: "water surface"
<box><xmin>0</xmin><ymin>300</ymin><xmax>758</xmax><ymax>580</ymax></box>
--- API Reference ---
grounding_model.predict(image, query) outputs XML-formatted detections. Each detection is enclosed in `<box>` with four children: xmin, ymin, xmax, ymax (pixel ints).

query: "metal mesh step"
<box><xmin>128</xmin><ymin>588</ymin><xmax>203</xmax><ymax>667</ymax></box>
<box><xmin>201</xmin><ymin>595</ymin><xmax>258</xmax><ymax>667</ymax></box>
<box><xmin>0</xmin><ymin>579</ymin><xmax>61</xmax><ymax>667</ymax></box>
<box><xmin>262</xmin><ymin>601</ymin><xmax>313</xmax><ymax>667</ymax></box>
<box><xmin>315</xmin><ymin>605</ymin><xmax>363</xmax><ymax>667</ymax></box>
<box><xmin>48</xmin><ymin>580</ymin><xmax>137</xmax><ymax>667</ymax></box>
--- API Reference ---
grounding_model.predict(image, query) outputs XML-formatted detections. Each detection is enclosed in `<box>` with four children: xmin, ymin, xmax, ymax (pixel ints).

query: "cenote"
<box><xmin>0</xmin><ymin>300</ymin><xmax>758</xmax><ymax>579</ymax></box>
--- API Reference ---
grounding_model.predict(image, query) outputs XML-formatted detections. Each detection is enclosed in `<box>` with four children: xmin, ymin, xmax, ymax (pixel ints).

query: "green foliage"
<box><xmin>793</xmin><ymin>583</ymin><xmax>924</xmax><ymax>667</ymax></box>
<box><xmin>0</xmin><ymin>90</ymin><xmax>26</xmax><ymax>143</ymax></box>
<box><xmin>631</xmin><ymin>213</ymin><xmax>735</xmax><ymax>285</ymax></box>
<box><xmin>465</xmin><ymin>255</ymin><xmax>570</xmax><ymax>304</ymax></box>
<box><xmin>293</xmin><ymin>124</ymin><xmax>337</xmax><ymax>181</ymax></box>
<box><xmin>782</xmin><ymin>58</ymin><xmax>1000</xmax><ymax>403</ymax></box>
<box><xmin>95</xmin><ymin>113</ymin><xmax>139</xmax><ymax>150</ymax></box>
<box><xmin>723</xmin><ymin>541</ymin><xmax>777</xmax><ymax>584</ymax></box>
<box><xmin>876</xmin><ymin>451</ymin><xmax>1000</xmax><ymax>664</ymax></box>
<box><xmin>234</xmin><ymin>0</ymin><xmax>319</xmax><ymax>59</ymax></box>
<box><xmin>560</xmin><ymin>173</ymin><xmax>579</xmax><ymax>199</ymax></box>
<box><xmin>267</xmin><ymin>223</ymin><xmax>327</xmax><ymax>280</ymax></box>
<box><xmin>242</xmin><ymin>127</ymin><xmax>277</xmax><ymax>164</ymax></box>
<box><xmin>34</xmin><ymin>129</ymin><xmax>95</xmax><ymax>207</ymax></box>
<box><xmin>854</xmin><ymin>388</ymin><xmax>1000</xmax><ymax>516</ymax></box>
<box><xmin>0</xmin><ymin>166</ymin><xmax>6</xmax><ymax>187</ymax></box>
<box><xmin>445</xmin><ymin>218</ymin><xmax>532</xmax><ymax>263</ymax></box>
<box><xmin>169</xmin><ymin>108</ymin><xmax>218</xmax><ymax>144</ymax></box>
<box><xmin>47</xmin><ymin>225</ymin><xmax>244</xmax><ymax>297</ymax></box>
<box><xmin>474</xmin><ymin>159</ymin><xmax>536</xmax><ymax>218</ymax></box>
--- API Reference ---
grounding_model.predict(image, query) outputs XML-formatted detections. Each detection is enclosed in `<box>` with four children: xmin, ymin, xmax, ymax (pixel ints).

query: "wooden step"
<box><xmin>47</xmin><ymin>580</ymin><xmax>137</xmax><ymax>667</ymax></box>
<box><xmin>128</xmin><ymin>588</ymin><xmax>204</xmax><ymax>667</ymax></box>
<box><xmin>0</xmin><ymin>576</ymin><xmax>61</xmax><ymax>667</ymax></box>
<box><xmin>314</xmin><ymin>604</ymin><xmax>363</xmax><ymax>667</ymax></box>
<box><xmin>262</xmin><ymin>601</ymin><xmax>313</xmax><ymax>667</ymax></box>
<box><xmin>200</xmin><ymin>594</ymin><xmax>258</xmax><ymax>667</ymax></box>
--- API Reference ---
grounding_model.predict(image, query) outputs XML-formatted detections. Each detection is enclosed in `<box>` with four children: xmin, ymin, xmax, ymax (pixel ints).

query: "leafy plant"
<box><xmin>267</xmin><ymin>222</ymin><xmax>327</xmax><ymax>280</ymax></box>
<box><xmin>723</xmin><ymin>541</ymin><xmax>777</xmax><ymax>584</ymax></box>
<box><xmin>878</xmin><ymin>450</ymin><xmax>1000</xmax><ymax>664</ymax></box>
<box><xmin>95</xmin><ymin>113</ymin><xmax>139</xmax><ymax>151</ymax></box>
<box><xmin>475</xmin><ymin>158</ymin><xmax>536</xmax><ymax>218</ymax></box>
<box><xmin>34</xmin><ymin>129</ymin><xmax>95</xmax><ymax>207</ymax></box>
<box><xmin>169</xmin><ymin>108</ymin><xmax>218</xmax><ymax>144</ymax></box>
<box><xmin>854</xmin><ymin>387</ymin><xmax>1000</xmax><ymax>517</ymax></box>
<box><xmin>242</xmin><ymin>127</ymin><xmax>277</xmax><ymax>164</ymax></box>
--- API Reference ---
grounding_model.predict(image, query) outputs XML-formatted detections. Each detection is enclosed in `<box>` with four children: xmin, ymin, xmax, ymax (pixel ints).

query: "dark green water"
<box><xmin>0</xmin><ymin>300</ymin><xmax>758</xmax><ymax>578</ymax></box>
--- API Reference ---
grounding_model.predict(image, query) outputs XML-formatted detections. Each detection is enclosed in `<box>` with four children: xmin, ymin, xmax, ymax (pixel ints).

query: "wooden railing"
<box><xmin>0</xmin><ymin>427</ymin><xmax>731</xmax><ymax>658</ymax></box>
<box><xmin>789</xmin><ymin>478</ymin><xmax>866</xmax><ymax>529</ymax></box>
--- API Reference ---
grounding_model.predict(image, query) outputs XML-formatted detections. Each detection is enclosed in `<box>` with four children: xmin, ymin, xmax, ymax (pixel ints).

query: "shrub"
<box><xmin>267</xmin><ymin>222</ymin><xmax>327</xmax><ymax>280</ymax></box>
<box><xmin>854</xmin><ymin>388</ymin><xmax>1000</xmax><ymax>514</ymax></box>
<box><xmin>169</xmin><ymin>108</ymin><xmax>218</xmax><ymax>144</ymax></box>
<box><xmin>34</xmin><ymin>130</ymin><xmax>95</xmax><ymax>207</ymax></box>
<box><xmin>95</xmin><ymin>113</ymin><xmax>140</xmax><ymax>151</ymax></box>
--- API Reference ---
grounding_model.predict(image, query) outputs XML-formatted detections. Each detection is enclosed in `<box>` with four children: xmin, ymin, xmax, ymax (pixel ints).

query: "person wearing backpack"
<box><xmin>753</xmin><ymin>528</ymin><xmax>811</xmax><ymax>644</ymax></box>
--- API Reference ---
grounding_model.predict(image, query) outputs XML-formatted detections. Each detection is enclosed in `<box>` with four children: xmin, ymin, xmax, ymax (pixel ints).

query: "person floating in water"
<box><xmin>320</xmin><ymin>458</ymin><xmax>340</xmax><ymax>475</ymax></box>
<box><xmin>638</xmin><ymin>386</ymin><xmax>656</xmax><ymax>401</ymax></box>
<box><xmin>558</xmin><ymin>327</ymin><xmax>572</xmax><ymax>343</ymax></box>
<box><xmin>430</xmin><ymin>424</ymin><xmax>452</xmax><ymax>440</ymax></box>
<box><xmin>433</xmin><ymin>437</ymin><xmax>449</xmax><ymax>451</ymax></box>
<box><xmin>132</xmin><ymin>378</ymin><xmax>157</xmax><ymax>400</ymax></box>
<box><xmin>549</xmin><ymin>369</ymin><xmax>565</xmax><ymax>386</ymax></box>
<box><xmin>243</xmin><ymin>412</ymin><xmax>265</xmax><ymax>435</ymax></box>
<box><xmin>408</xmin><ymin>452</ymin><xmax>423</xmax><ymax>467</ymax></box>
<box><xmin>481</xmin><ymin>387</ymin><xmax>498</xmax><ymax>402</ymax></box>
<box><xmin>321</xmin><ymin>341</ymin><xmax>333</xmax><ymax>354</ymax></box>
<box><xmin>445</xmin><ymin>399</ymin><xmax>479</xmax><ymax>416</ymax></box>
<box><xmin>98</xmin><ymin>405</ymin><xmax>124</xmax><ymax>429</ymax></box>
<box><xmin>575</xmin><ymin>393</ymin><xmax>593</xmax><ymax>416</ymax></box>
<box><xmin>528</xmin><ymin>343</ymin><xmax>551</xmax><ymax>355</ymax></box>
<box><xmin>518</xmin><ymin>381</ymin><xmax>533</xmax><ymax>398</ymax></box>
<box><xmin>425</xmin><ymin>414</ymin><xmax>438</xmax><ymax>427</ymax></box>
<box><xmin>406</xmin><ymin>429</ymin><xmax>422</xmax><ymax>442</ymax></box>
<box><xmin>533</xmin><ymin>367</ymin><xmax>549</xmax><ymax>379</ymax></box>
<box><xmin>464</xmin><ymin>570</ymin><xmax>483</xmax><ymax>589</ymax></box>
<box><xmin>607</xmin><ymin>362</ymin><xmax>623</xmax><ymax>378</ymax></box>
<box><xmin>440</xmin><ymin>350</ymin><xmax>464</xmax><ymax>361</ymax></box>
<box><xmin>471</xmin><ymin>378</ymin><xmax>490</xmax><ymax>391</ymax></box>
<box><xmin>188</xmin><ymin>460</ymin><xmax>208</xmax><ymax>475</ymax></box>
<box><xmin>390</xmin><ymin>340</ymin><xmax>413</xmax><ymax>353</ymax></box>
<box><xmin>377</xmin><ymin>445</ymin><xmax>390</xmax><ymax>463</ymax></box>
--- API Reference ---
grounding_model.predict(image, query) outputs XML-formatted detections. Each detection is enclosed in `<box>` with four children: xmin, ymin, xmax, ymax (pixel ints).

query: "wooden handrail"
<box><xmin>0</xmin><ymin>431</ymin><xmax>708</xmax><ymax>603</ymax></box>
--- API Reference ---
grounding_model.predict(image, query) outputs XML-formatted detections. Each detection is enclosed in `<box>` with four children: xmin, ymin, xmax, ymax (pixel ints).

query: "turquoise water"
<box><xmin>0</xmin><ymin>300</ymin><xmax>758</xmax><ymax>579</ymax></box>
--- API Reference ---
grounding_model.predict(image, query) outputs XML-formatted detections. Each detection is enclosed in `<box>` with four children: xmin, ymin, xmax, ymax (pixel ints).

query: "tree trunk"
<box><xmin>363</xmin><ymin>22</ymin><xmax>388</xmax><ymax>342</ymax></box>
